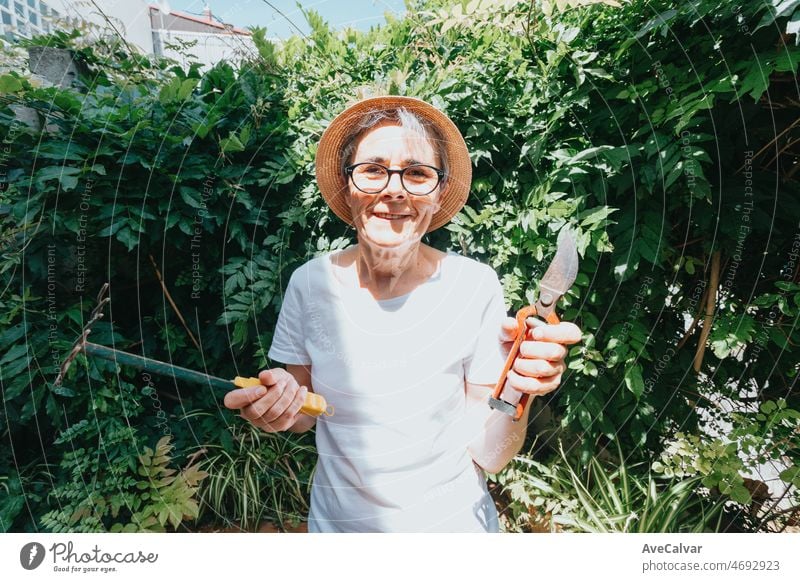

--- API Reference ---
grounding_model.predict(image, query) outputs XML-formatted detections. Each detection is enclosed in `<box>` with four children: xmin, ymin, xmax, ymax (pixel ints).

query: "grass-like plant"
<box><xmin>185</xmin><ymin>412</ymin><xmax>316</xmax><ymax>532</ymax></box>
<box><xmin>496</xmin><ymin>439</ymin><xmax>730</xmax><ymax>533</ymax></box>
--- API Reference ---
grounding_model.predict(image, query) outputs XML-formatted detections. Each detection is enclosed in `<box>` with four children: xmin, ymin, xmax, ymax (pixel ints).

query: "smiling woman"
<box><xmin>342</xmin><ymin>121</ymin><xmax>443</xmax><ymax>263</ymax></box>
<box><xmin>223</xmin><ymin>95</ymin><xmax>580</xmax><ymax>532</ymax></box>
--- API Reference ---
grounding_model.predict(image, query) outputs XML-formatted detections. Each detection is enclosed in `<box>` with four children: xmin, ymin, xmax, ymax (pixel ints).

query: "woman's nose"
<box><xmin>383</xmin><ymin>172</ymin><xmax>407</xmax><ymax>198</ymax></box>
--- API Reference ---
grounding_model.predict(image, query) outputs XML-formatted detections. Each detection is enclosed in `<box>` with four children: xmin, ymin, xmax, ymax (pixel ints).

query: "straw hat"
<box><xmin>315</xmin><ymin>96</ymin><xmax>472</xmax><ymax>233</ymax></box>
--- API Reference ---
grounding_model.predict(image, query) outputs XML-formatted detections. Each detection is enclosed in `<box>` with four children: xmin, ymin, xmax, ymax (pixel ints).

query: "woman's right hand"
<box><xmin>223</xmin><ymin>368</ymin><xmax>308</xmax><ymax>433</ymax></box>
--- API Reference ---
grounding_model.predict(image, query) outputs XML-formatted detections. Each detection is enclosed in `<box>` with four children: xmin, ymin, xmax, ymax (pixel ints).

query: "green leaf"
<box><xmin>60</xmin><ymin>175</ymin><xmax>79</xmax><ymax>191</ymax></box>
<box><xmin>729</xmin><ymin>484</ymin><xmax>752</xmax><ymax>505</ymax></box>
<box><xmin>775</xmin><ymin>47</ymin><xmax>800</xmax><ymax>72</ymax></box>
<box><xmin>115</xmin><ymin>226</ymin><xmax>139</xmax><ymax>251</ymax></box>
<box><xmin>220</xmin><ymin>134</ymin><xmax>245</xmax><ymax>154</ymax></box>
<box><xmin>579</xmin><ymin>206</ymin><xmax>618</xmax><ymax>228</ymax></box>
<box><xmin>177</xmin><ymin>78</ymin><xmax>199</xmax><ymax>101</ymax></box>
<box><xmin>570</xmin><ymin>145</ymin><xmax>616</xmax><ymax>163</ymax></box>
<box><xmin>779</xmin><ymin>466</ymin><xmax>800</xmax><ymax>487</ymax></box>
<box><xmin>754</xmin><ymin>0</ymin><xmax>800</xmax><ymax>32</ymax></box>
<box><xmin>239</xmin><ymin>124</ymin><xmax>251</xmax><ymax>145</ymax></box>
<box><xmin>98</xmin><ymin>221</ymin><xmax>124</xmax><ymax>237</ymax></box>
<box><xmin>624</xmin><ymin>365</ymin><xmax>645</xmax><ymax>399</ymax></box>
<box><xmin>737</xmin><ymin>61</ymin><xmax>773</xmax><ymax>101</ymax></box>
<box><xmin>0</xmin><ymin>73</ymin><xmax>23</xmax><ymax>93</ymax></box>
<box><xmin>633</xmin><ymin>8</ymin><xmax>678</xmax><ymax>39</ymax></box>
<box><xmin>35</xmin><ymin>165</ymin><xmax>80</xmax><ymax>184</ymax></box>
<box><xmin>179</xmin><ymin>187</ymin><xmax>203</xmax><ymax>209</ymax></box>
<box><xmin>34</xmin><ymin>141</ymin><xmax>89</xmax><ymax>161</ymax></box>
<box><xmin>775</xmin><ymin>281</ymin><xmax>799</xmax><ymax>292</ymax></box>
<box><xmin>1</xmin><ymin>343</ymin><xmax>28</xmax><ymax>365</ymax></box>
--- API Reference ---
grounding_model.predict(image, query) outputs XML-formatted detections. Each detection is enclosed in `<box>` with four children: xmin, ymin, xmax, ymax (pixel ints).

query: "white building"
<box><xmin>1</xmin><ymin>0</ymin><xmax>64</xmax><ymax>38</ymax></box>
<box><xmin>0</xmin><ymin>0</ymin><xmax>256</xmax><ymax>71</ymax></box>
<box><xmin>149</xmin><ymin>3</ymin><xmax>256</xmax><ymax>71</ymax></box>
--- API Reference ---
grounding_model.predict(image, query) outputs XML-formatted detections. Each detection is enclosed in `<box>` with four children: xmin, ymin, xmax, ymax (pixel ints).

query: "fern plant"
<box><xmin>115</xmin><ymin>436</ymin><xmax>208</xmax><ymax>532</ymax></box>
<box><xmin>40</xmin><ymin>432</ymin><xmax>207</xmax><ymax>533</ymax></box>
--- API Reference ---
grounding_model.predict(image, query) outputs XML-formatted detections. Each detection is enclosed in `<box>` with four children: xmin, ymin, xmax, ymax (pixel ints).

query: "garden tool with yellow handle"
<box><xmin>53</xmin><ymin>283</ymin><xmax>333</xmax><ymax>417</ymax></box>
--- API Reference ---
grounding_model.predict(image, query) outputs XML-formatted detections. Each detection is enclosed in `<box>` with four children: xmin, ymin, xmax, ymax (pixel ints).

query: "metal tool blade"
<box><xmin>83</xmin><ymin>342</ymin><xmax>235</xmax><ymax>392</ymax></box>
<box><xmin>534</xmin><ymin>226</ymin><xmax>580</xmax><ymax>319</ymax></box>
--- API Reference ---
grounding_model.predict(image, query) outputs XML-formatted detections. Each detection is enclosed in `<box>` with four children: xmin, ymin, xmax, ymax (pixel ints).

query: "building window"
<box><xmin>0</xmin><ymin>0</ymin><xmax>45</xmax><ymax>39</ymax></box>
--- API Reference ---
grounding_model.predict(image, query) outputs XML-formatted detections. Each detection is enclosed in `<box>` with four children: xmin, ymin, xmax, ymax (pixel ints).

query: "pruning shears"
<box><xmin>488</xmin><ymin>226</ymin><xmax>579</xmax><ymax>421</ymax></box>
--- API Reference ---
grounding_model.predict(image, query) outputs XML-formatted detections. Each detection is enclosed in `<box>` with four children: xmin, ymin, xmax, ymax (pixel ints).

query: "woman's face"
<box><xmin>346</xmin><ymin>121</ymin><xmax>442</xmax><ymax>248</ymax></box>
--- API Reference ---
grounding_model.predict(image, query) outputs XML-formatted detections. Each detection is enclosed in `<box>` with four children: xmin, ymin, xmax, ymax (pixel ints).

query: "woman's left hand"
<box><xmin>499</xmin><ymin>317</ymin><xmax>583</xmax><ymax>396</ymax></box>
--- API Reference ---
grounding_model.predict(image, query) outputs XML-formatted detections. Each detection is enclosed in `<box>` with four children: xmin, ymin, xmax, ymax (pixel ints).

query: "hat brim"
<box><xmin>315</xmin><ymin>96</ymin><xmax>472</xmax><ymax>233</ymax></box>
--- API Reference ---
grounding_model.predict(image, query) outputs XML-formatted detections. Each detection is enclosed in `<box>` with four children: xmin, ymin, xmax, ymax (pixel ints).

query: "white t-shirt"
<box><xmin>267</xmin><ymin>247</ymin><xmax>509</xmax><ymax>532</ymax></box>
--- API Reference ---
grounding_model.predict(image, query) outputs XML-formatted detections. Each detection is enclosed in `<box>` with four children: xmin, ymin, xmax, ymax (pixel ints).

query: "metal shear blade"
<box><xmin>533</xmin><ymin>226</ymin><xmax>579</xmax><ymax>322</ymax></box>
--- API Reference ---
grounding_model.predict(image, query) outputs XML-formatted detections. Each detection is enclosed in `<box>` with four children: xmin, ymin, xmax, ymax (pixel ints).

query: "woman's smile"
<box><xmin>371</xmin><ymin>211</ymin><xmax>413</xmax><ymax>221</ymax></box>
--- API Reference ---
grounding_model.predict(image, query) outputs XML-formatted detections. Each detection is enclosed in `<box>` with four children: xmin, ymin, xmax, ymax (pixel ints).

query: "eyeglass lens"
<box><xmin>350</xmin><ymin>164</ymin><xmax>440</xmax><ymax>195</ymax></box>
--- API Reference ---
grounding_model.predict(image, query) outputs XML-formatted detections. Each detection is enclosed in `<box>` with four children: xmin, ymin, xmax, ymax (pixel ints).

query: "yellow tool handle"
<box><xmin>233</xmin><ymin>376</ymin><xmax>334</xmax><ymax>417</ymax></box>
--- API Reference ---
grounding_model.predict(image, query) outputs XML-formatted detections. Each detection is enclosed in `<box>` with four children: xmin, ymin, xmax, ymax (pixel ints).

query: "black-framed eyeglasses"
<box><xmin>345</xmin><ymin>162</ymin><xmax>445</xmax><ymax>196</ymax></box>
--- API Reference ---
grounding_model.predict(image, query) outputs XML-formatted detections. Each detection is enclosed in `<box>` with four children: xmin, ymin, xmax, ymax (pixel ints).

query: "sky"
<box><xmin>160</xmin><ymin>0</ymin><xmax>408</xmax><ymax>39</ymax></box>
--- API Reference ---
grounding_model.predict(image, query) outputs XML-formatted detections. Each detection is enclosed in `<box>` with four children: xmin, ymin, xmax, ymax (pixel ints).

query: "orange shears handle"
<box><xmin>490</xmin><ymin>306</ymin><xmax>560</xmax><ymax>421</ymax></box>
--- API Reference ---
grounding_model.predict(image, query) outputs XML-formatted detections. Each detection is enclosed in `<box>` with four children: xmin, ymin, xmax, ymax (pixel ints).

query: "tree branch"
<box><xmin>148</xmin><ymin>254</ymin><xmax>202</xmax><ymax>353</ymax></box>
<box><xmin>677</xmin><ymin>285</ymin><xmax>710</xmax><ymax>351</ymax></box>
<box><xmin>693</xmin><ymin>251</ymin><xmax>721</xmax><ymax>373</ymax></box>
